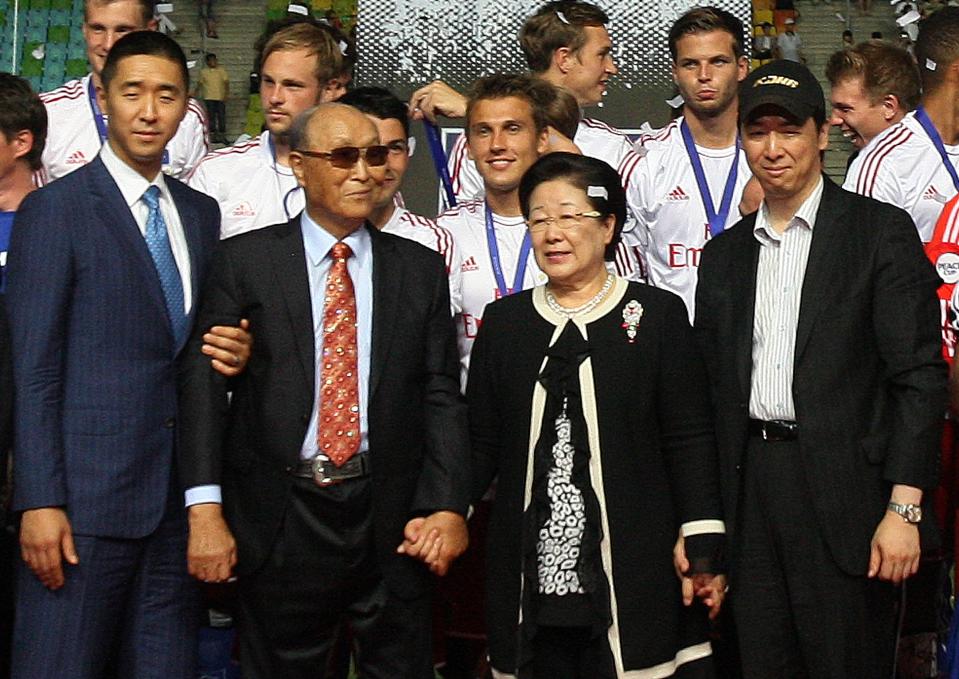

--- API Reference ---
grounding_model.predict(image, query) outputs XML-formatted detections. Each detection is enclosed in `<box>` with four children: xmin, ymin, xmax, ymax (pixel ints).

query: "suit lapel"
<box><xmin>87</xmin><ymin>157</ymin><xmax>171</xmax><ymax>334</ymax></box>
<box><xmin>794</xmin><ymin>178</ymin><xmax>848</xmax><ymax>363</ymax></box>
<box><xmin>369</xmin><ymin>225</ymin><xmax>402</xmax><ymax>398</ymax></box>
<box><xmin>732</xmin><ymin>224</ymin><xmax>760</xmax><ymax>402</ymax></box>
<box><xmin>269</xmin><ymin>217</ymin><xmax>315</xmax><ymax>398</ymax></box>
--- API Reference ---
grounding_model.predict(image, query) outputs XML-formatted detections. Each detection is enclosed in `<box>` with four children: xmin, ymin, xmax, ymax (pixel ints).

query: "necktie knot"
<box><xmin>331</xmin><ymin>242</ymin><xmax>353</xmax><ymax>262</ymax></box>
<box><xmin>142</xmin><ymin>185</ymin><xmax>161</xmax><ymax>211</ymax></box>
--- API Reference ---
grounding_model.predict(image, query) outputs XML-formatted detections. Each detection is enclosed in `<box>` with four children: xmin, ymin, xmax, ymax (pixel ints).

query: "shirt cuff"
<box><xmin>184</xmin><ymin>484</ymin><xmax>222</xmax><ymax>507</ymax></box>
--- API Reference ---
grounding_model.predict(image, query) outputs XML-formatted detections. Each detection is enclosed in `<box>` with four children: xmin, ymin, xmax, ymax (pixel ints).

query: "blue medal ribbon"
<box><xmin>423</xmin><ymin>119</ymin><xmax>457</xmax><ymax>209</ymax></box>
<box><xmin>87</xmin><ymin>77</ymin><xmax>109</xmax><ymax>143</ymax></box>
<box><xmin>485</xmin><ymin>205</ymin><xmax>531</xmax><ymax>298</ymax></box>
<box><xmin>89</xmin><ymin>77</ymin><xmax>171</xmax><ymax>165</ymax></box>
<box><xmin>915</xmin><ymin>106</ymin><xmax>959</xmax><ymax>192</ymax></box>
<box><xmin>680</xmin><ymin>119</ymin><xmax>740</xmax><ymax>238</ymax></box>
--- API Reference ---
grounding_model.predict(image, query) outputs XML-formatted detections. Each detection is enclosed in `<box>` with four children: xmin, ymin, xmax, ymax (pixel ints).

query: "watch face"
<box><xmin>905</xmin><ymin>506</ymin><xmax>922</xmax><ymax>523</ymax></box>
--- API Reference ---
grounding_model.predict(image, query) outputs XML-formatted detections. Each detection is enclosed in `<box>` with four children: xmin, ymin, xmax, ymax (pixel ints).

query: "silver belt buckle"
<box><xmin>311</xmin><ymin>455</ymin><xmax>339</xmax><ymax>487</ymax></box>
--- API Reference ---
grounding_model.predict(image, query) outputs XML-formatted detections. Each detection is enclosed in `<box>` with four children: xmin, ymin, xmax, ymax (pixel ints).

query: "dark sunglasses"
<box><xmin>295</xmin><ymin>145</ymin><xmax>390</xmax><ymax>169</ymax></box>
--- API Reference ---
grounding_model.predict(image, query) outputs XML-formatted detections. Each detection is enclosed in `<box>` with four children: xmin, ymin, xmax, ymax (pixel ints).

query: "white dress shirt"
<box><xmin>749</xmin><ymin>176</ymin><xmax>823</xmax><ymax>421</ymax></box>
<box><xmin>99</xmin><ymin>140</ymin><xmax>192</xmax><ymax>313</ymax></box>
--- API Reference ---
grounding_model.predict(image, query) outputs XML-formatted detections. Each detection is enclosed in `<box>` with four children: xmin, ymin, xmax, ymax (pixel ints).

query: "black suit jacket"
<box><xmin>178</xmin><ymin>217</ymin><xmax>469</xmax><ymax>598</ymax></box>
<box><xmin>695</xmin><ymin>177</ymin><xmax>946</xmax><ymax>575</ymax></box>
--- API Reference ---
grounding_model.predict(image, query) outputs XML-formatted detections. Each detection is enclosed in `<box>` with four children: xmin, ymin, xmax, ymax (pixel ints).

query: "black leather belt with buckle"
<box><xmin>292</xmin><ymin>452</ymin><xmax>371</xmax><ymax>487</ymax></box>
<box><xmin>748</xmin><ymin>419</ymin><xmax>799</xmax><ymax>442</ymax></box>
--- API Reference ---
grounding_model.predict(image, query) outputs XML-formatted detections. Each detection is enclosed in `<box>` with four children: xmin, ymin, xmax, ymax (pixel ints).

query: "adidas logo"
<box><xmin>66</xmin><ymin>150</ymin><xmax>86</xmax><ymax>165</ymax></box>
<box><xmin>461</xmin><ymin>255</ymin><xmax>479</xmax><ymax>272</ymax></box>
<box><xmin>923</xmin><ymin>185</ymin><xmax>948</xmax><ymax>204</ymax></box>
<box><xmin>231</xmin><ymin>202</ymin><xmax>255</xmax><ymax>217</ymax></box>
<box><xmin>667</xmin><ymin>186</ymin><xmax>689</xmax><ymax>201</ymax></box>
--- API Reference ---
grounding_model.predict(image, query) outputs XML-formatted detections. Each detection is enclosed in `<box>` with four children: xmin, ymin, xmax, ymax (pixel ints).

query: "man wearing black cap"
<box><xmin>694</xmin><ymin>60</ymin><xmax>946</xmax><ymax>677</ymax></box>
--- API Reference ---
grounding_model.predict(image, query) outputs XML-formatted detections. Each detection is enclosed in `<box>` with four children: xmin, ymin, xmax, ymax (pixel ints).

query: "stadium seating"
<box><xmin>1</xmin><ymin>0</ymin><xmax>86</xmax><ymax>91</ymax></box>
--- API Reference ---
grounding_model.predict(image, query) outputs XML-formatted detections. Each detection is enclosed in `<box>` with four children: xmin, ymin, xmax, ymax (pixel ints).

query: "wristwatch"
<box><xmin>887</xmin><ymin>502</ymin><xmax>922</xmax><ymax>524</ymax></box>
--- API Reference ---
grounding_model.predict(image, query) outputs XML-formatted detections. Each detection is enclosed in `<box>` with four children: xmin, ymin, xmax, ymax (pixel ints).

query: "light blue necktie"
<box><xmin>142</xmin><ymin>185</ymin><xmax>188</xmax><ymax>345</ymax></box>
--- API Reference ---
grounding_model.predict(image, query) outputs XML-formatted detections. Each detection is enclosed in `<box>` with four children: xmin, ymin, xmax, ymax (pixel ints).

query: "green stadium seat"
<box><xmin>25</xmin><ymin>24</ymin><xmax>46</xmax><ymax>43</ymax></box>
<box><xmin>65</xmin><ymin>57</ymin><xmax>86</xmax><ymax>77</ymax></box>
<box><xmin>49</xmin><ymin>8</ymin><xmax>70</xmax><ymax>25</ymax></box>
<box><xmin>48</xmin><ymin>24</ymin><xmax>69</xmax><ymax>42</ymax></box>
<box><xmin>21</xmin><ymin>53</ymin><xmax>44</xmax><ymax>77</ymax></box>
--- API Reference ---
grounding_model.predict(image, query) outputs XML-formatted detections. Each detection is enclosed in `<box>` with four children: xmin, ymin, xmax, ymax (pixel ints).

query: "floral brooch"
<box><xmin>621</xmin><ymin>300</ymin><xmax>644</xmax><ymax>343</ymax></box>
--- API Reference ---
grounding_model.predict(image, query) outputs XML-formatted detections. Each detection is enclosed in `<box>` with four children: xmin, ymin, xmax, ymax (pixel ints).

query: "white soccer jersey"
<box><xmin>843</xmin><ymin>110</ymin><xmax>959</xmax><ymax>242</ymax></box>
<box><xmin>447</xmin><ymin>117</ymin><xmax>634</xmax><ymax>202</ymax></box>
<box><xmin>40</xmin><ymin>74</ymin><xmax>209</xmax><ymax>183</ymax></box>
<box><xmin>436</xmin><ymin>199</ymin><xmax>548</xmax><ymax>388</ymax></box>
<box><xmin>188</xmin><ymin>131</ymin><xmax>304</xmax><ymax>240</ymax></box>
<box><xmin>382</xmin><ymin>206</ymin><xmax>464</xmax><ymax>316</ymax></box>
<box><xmin>444</xmin><ymin>118</ymin><xmax>644</xmax><ymax>283</ymax></box>
<box><xmin>620</xmin><ymin>117</ymin><xmax>753</xmax><ymax>321</ymax></box>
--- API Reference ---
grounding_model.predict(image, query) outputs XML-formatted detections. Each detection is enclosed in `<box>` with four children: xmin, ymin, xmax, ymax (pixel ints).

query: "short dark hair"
<box><xmin>339</xmin><ymin>86</ymin><xmax>409</xmax><ymax>138</ymax></box>
<box><xmin>541</xmin><ymin>84</ymin><xmax>580</xmax><ymax>139</ymax></box>
<box><xmin>101</xmin><ymin>30</ymin><xmax>189</xmax><ymax>92</ymax></box>
<box><xmin>668</xmin><ymin>7</ymin><xmax>746</xmax><ymax>61</ymax></box>
<box><xmin>0</xmin><ymin>73</ymin><xmax>47</xmax><ymax>171</ymax></box>
<box><xmin>206</xmin><ymin>52</ymin><xmax>217</xmax><ymax>61</ymax></box>
<box><xmin>825</xmin><ymin>40</ymin><xmax>920</xmax><ymax>111</ymax></box>
<box><xmin>519</xmin><ymin>152</ymin><xmax>625</xmax><ymax>262</ymax></box>
<box><xmin>465</xmin><ymin>74</ymin><xmax>552</xmax><ymax>138</ymax></box>
<box><xmin>85</xmin><ymin>0</ymin><xmax>155</xmax><ymax>26</ymax></box>
<box><xmin>916</xmin><ymin>7</ymin><xmax>959</xmax><ymax>92</ymax></box>
<box><xmin>519</xmin><ymin>1</ymin><xmax>610</xmax><ymax>74</ymax></box>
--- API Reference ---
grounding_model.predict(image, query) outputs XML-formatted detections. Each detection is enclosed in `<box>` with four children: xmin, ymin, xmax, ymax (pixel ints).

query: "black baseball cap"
<box><xmin>739</xmin><ymin>60</ymin><xmax>825</xmax><ymax>124</ymax></box>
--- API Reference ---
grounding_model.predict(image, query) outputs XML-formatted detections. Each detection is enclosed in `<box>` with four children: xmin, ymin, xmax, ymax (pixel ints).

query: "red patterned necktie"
<box><xmin>318</xmin><ymin>241</ymin><xmax>360</xmax><ymax>467</ymax></box>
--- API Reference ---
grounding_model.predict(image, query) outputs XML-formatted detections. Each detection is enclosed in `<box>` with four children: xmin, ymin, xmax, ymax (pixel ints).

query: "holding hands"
<box><xmin>673</xmin><ymin>534</ymin><xmax>726</xmax><ymax>620</ymax></box>
<box><xmin>397</xmin><ymin>510</ymin><xmax>468</xmax><ymax>576</ymax></box>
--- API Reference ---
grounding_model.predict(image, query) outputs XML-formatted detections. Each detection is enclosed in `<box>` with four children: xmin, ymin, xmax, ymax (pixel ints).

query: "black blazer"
<box><xmin>178</xmin><ymin>218</ymin><xmax>469</xmax><ymax>598</ymax></box>
<box><xmin>695</xmin><ymin>177</ymin><xmax>946</xmax><ymax>575</ymax></box>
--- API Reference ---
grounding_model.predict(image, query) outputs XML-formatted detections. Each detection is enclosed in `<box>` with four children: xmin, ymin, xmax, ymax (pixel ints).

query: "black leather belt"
<box><xmin>749</xmin><ymin>419</ymin><xmax>799</xmax><ymax>442</ymax></box>
<box><xmin>292</xmin><ymin>452</ymin><xmax>370</xmax><ymax>487</ymax></box>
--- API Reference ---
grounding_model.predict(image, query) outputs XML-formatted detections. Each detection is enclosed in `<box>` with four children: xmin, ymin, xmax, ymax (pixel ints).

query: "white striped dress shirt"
<box><xmin>749</xmin><ymin>177</ymin><xmax>824</xmax><ymax>421</ymax></box>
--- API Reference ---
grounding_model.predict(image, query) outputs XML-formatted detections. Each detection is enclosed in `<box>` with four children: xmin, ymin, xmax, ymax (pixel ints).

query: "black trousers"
<box><xmin>236</xmin><ymin>476</ymin><xmax>433</xmax><ymax>679</ymax></box>
<box><xmin>731</xmin><ymin>436</ymin><xmax>898</xmax><ymax>679</ymax></box>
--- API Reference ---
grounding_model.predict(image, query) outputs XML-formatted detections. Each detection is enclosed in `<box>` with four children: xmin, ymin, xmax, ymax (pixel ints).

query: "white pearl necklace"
<box><xmin>545</xmin><ymin>274</ymin><xmax>615</xmax><ymax>318</ymax></box>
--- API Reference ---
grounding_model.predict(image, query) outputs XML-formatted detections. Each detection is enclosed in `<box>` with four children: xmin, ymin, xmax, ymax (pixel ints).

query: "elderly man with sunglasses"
<box><xmin>177</xmin><ymin>102</ymin><xmax>470</xmax><ymax>679</ymax></box>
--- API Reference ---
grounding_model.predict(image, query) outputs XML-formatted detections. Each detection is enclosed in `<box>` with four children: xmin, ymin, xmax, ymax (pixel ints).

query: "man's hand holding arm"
<box><xmin>203</xmin><ymin>318</ymin><xmax>252</xmax><ymax>376</ymax></box>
